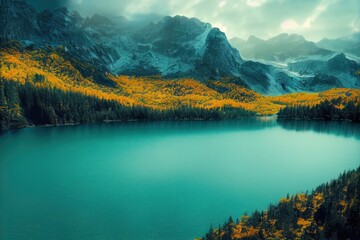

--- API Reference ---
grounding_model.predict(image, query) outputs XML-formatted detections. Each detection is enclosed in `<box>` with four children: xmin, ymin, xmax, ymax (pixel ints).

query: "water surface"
<box><xmin>1</xmin><ymin>119</ymin><xmax>359</xmax><ymax>240</ymax></box>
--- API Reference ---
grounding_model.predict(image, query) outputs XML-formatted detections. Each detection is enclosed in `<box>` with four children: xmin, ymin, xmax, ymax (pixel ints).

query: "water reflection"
<box><xmin>1</xmin><ymin>118</ymin><xmax>359</xmax><ymax>141</ymax></box>
<box><xmin>1</xmin><ymin>118</ymin><xmax>279</xmax><ymax>140</ymax></box>
<box><xmin>277</xmin><ymin>120</ymin><xmax>360</xmax><ymax>139</ymax></box>
<box><xmin>1</xmin><ymin>118</ymin><xmax>359</xmax><ymax>240</ymax></box>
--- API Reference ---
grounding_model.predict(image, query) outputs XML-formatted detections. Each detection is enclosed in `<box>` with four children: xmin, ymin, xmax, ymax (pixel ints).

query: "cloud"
<box><xmin>303</xmin><ymin>0</ymin><xmax>337</xmax><ymax>28</ymax></box>
<box><xmin>27</xmin><ymin>0</ymin><xmax>360</xmax><ymax>41</ymax></box>
<box><xmin>281</xmin><ymin>0</ymin><xmax>339</xmax><ymax>35</ymax></box>
<box><xmin>219</xmin><ymin>0</ymin><xmax>227</xmax><ymax>8</ymax></box>
<box><xmin>213</xmin><ymin>22</ymin><xmax>228</xmax><ymax>33</ymax></box>
<box><xmin>246</xmin><ymin>0</ymin><xmax>267</xmax><ymax>7</ymax></box>
<box><xmin>281</xmin><ymin>19</ymin><xmax>300</xmax><ymax>30</ymax></box>
<box><xmin>350</xmin><ymin>18</ymin><xmax>360</xmax><ymax>32</ymax></box>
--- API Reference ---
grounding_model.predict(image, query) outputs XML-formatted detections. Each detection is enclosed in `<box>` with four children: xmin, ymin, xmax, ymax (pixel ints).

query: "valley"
<box><xmin>1</xmin><ymin>0</ymin><xmax>360</xmax><ymax>97</ymax></box>
<box><xmin>1</xmin><ymin>0</ymin><xmax>360</xmax><ymax>239</ymax></box>
<box><xmin>1</xmin><ymin>44</ymin><xmax>359</xmax><ymax>126</ymax></box>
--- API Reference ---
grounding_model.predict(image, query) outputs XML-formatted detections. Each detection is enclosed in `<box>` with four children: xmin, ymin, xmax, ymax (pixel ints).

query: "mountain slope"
<box><xmin>201</xmin><ymin>167</ymin><xmax>360</xmax><ymax>240</ymax></box>
<box><xmin>0</xmin><ymin>0</ymin><xmax>335</xmax><ymax>95</ymax></box>
<box><xmin>229</xmin><ymin>33</ymin><xmax>360</xmax><ymax>93</ymax></box>
<box><xmin>230</xmin><ymin>33</ymin><xmax>332</xmax><ymax>62</ymax></box>
<box><xmin>317</xmin><ymin>32</ymin><xmax>360</xmax><ymax>58</ymax></box>
<box><xmin>1</xmin><ymin>0</ymin><xmax>359</xmax><ymax>96</ymax></box>
<box><xmin>1</xmin><ymin>44</ymin><xmax>359</xmax><ymax>118</ymax></box>
<box><xmin>0</xmin><ymin>0</ymin><xmax>244</xmax><ymax>80</ymax></box>
<box><xmin>288</xmin><ymin>53</ymin><xmax>360</xmax><ymax>90</ymax></box>
<box><xmin>0</xmin><ymin>0</ymin><xmax>40</xmax><ymax>40</ymax></box>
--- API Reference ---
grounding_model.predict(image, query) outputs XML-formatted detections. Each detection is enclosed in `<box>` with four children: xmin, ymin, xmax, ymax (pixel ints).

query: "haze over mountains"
<box><xmin>1</xmin><ymin>0</ymin><xmax>359</xmax><ymax>95</ymax></box>
<box><xmin>317</xmin><ymin>32</ymin><xmax>360</xmax><ymax>59</ymax></box>
<box><xmin>230</xmin><ymin>33</ymin><xmax>360</xmax><ymax>92</ymax></box>
<box><xmin>230</xmin><ymin>33</ymin><xmax>332</xmax><ymax>62</ymax></box>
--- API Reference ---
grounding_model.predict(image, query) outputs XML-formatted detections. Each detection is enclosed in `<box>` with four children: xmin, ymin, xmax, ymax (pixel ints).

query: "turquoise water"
<box><xmin>0</xmin><ymin>119</ymin><xmax>359</xmax><ymax>240</ymax></box>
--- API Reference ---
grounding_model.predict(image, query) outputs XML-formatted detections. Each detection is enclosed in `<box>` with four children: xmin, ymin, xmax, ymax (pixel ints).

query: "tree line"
<box><xmin>202</xmin><ymin>167</ymin><xmax>360</xmax><ymax>240</ymax></box>
<box><xmin>277</xmin><ymin>98</ymin><xmax>360</xmax><ymax>122</ymax></box>
<box><xmin>0</xmin><ymin>78</ymin><xmax>255</xmax><ymax>130</ymax></box>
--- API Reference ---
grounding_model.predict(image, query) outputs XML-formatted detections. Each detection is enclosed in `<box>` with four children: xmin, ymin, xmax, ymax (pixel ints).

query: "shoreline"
<box><xmin>1</xmin><ymin>116</ymin><xmax>275</xmax><ymax>132</ymax></box>
<box><xmin>2</xmin><ymin>115</ymin><xmax>358</xmax><ymax>133</ymax></box>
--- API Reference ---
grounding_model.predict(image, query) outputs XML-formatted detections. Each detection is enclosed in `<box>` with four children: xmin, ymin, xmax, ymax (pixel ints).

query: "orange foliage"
<box><xmin>312</xmin><ymin>192</ymin><xmax>324</xmax><ymax>211</ymax></box>
<box><xmin>233</xmin><ymin>215</ymin><xmax>259</xmax><ymax>239</ymax></box>
<box><xmin>280</xmin><ymin>198</ymin><xmax>290</xmax><ymax>203</ymax></box>
<box><xmin>233</xmin><ymin>225</ymin><xmax>259</xmax><ymax>239</ymax></box>
<box><xmin>1</xmin><ymin>47</ymin><xmax>359</xmax><ymax>116</ymax></box>
<box><xmin>295</xmin><ymin>193</ymin><xmax>308</xmax><ymax>213</ymax></box>
<box><xmin>297</xmin><ymin>217</ymin><xmax>311</xmax><ymax>230</ymax></box>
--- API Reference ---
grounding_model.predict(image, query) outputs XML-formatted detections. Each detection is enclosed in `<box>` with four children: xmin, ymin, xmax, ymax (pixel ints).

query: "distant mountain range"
<box><xmin>230</xmin><ymin>33</ymin><xmax>332</xmax><ymax>62</ymax></box>
<box><xmin>0</xmin><ymin>0</ymin><xmax>243</xmax><ymax>80</ymax></box>
<box><xmin>288</xmin><ymin>53</ymin><xmax>360</xmax><ymax>91</ymax></box>
<box><xmin>0</xmin><ymin>0</ymin><xmax>359</xmax><ymax>95</ymax></box>
<box><xmin>230</xmin><ymin>32</ymin><xmax>360</xmax><ymax>61</ymax></box>
<box><xmin>230</xmin><ymin>33</ymin><xmax>360</xmax><ymax>92</ymax></box>
<box><xmin>317</xmin><ymin>32</ymin><xmax>360</xmax><ymax>59</ymax></box>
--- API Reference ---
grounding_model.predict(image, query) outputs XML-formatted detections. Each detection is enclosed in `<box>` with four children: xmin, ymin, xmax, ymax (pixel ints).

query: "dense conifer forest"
<box><xmin>202</xmin><ymin>167</ymin><xmax>360</xmax><ymax>240</ymax></box>
<box><xmin>0</xmin><ymin>44</ymin><xmax>359</xmax><ymax>130</ymax></box>
<box><xmin>2</xmin><ymin>45</ymin><xmax>360</xmax><ymax>121</ymax></box>
<box><xmin>277</xmin><ymin>99</ymin><xmax>360</xmax><ymax>122</ymax></box>
<box><xmin>0</xmin><ymin>79</ymin><xmax>255</xmax><ymax>130</ymax></box>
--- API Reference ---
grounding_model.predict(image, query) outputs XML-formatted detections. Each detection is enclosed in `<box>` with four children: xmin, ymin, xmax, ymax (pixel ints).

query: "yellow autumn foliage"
<box><xmin>280</xmin><ymin>198</ymin><xmax>290</xmax><ymax>203</ymax></box>
<box><xmin>297</xmin><ymin>217</ymin><xmax>312</xmax><ymax>229</ymax></box>
<box><xmin>1</xmin><ymin>47</ymin><xmax>359</xmax><ymax>115</ymax></box>
<box><xmin>233</xmin><ymin>224</ymin><xmax>259</xmax><ymax>239</ymax></box>
<box><xmin>312</xmin><ymin>192</ymin><xmax>324</xmax><ymax>211</ymax></box>
<box><xmin>295</xmin><ymin>193</ymin><xmax>308</xmax><ymax>213</ymax></box>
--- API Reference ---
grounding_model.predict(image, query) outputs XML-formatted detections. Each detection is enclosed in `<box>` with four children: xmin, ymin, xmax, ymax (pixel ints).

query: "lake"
<box><xmin>0</xmin><ymin>119</ymin><xmax>359</xmax><ymax>240</ymax></box>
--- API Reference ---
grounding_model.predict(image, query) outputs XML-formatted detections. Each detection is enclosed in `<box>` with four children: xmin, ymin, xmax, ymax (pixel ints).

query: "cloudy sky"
<box><xmin>28</xmin><ymin>0</ymin><xmax>360</xmax><ymax>41</ymax></box>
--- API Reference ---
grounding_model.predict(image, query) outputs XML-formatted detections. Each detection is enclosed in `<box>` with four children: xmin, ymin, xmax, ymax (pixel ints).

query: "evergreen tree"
<box><xmin>0</xmin><ymin>79</ymin><xmax>256</xmax><ymax>131</ymax></box>
<box><xmin>278</xmin><ymin>99</ymin><xmax>360</xmax><ymax>122</ymax></box>
<box><xmin>202</xmin><ymin>167</ymin><xmax>360</xmax><ymax>240</ymax></box>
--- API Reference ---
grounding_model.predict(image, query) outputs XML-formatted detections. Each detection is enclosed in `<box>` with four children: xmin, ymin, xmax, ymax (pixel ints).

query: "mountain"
<box><xmin>2</xmin><ymin>42</ymin><xmax>359</xmax><ymax>130</ymax></box>
<box><xmin>230</xmin><ymin>33</ymin><xmax>360</xmax><ymax>93</ymax></box>
<box><xmin>238</xmin><ymin>61</ymin><xmax>300</xmax><ymax>94</ymax></box>
<box><xmin>201</xmin><ymin>167</ymin><xmax>360</xmax><ymax>240</ymax></box>
<box><xmin>317</xmin><ymin>32</ymin><xmax>360</xmax><ymax>58</ymax></box>
<box><xmin>230</xmin><ymin>33</ymin><xmax>332</xmax><ymax>62</ymax></box>
<box><xmin>288</xmin><ymin>53</ymin><xmax>360</xmax><ymax>91</ymax></box>
<box><xmin>0</xmin><ymin>0</ymin><xmax>299</xmax><ymax>95</ymax></box>
<box><xmin>1</xmin><ymin>0</ymin><xmax>359</xmax><ymax>96</ymax></box>
<box><xmin>0</xmin><ymin>0</ymin><xmax>244</xmax><ymax>81</ymax></box>
<box><xmin>0</xmin><ymin>0</ymin><xmax>41</xmax><ymax>40</ymax></box>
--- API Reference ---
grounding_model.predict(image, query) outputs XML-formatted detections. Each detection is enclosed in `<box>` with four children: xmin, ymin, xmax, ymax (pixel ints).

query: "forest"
<box><xmin>0</xmin><ymin>79</ymin><xmax>255</xmax><ymax>130</ymax></box>
<box><xmin>201</xmin><ymin>167</ymin><xmax>360</xmax><ymax>240</ymax></box>
<box><xmin>1</xmin><ymin>45</ymin><xmax>360</xmax><ymax>130</ymax></box>
<box><xmin>277</xmin><ymin>99</ymin><xmax>360</xmax><ymax>122</ymax></box>
<box><xmin>1</xmin><ymin>45</ymin><xmax>360</xmax><ymax>117</ymax></box>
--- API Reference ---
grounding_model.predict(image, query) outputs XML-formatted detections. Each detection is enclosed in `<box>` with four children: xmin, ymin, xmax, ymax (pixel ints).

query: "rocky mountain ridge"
<box><xmin>1</xmin><ymin>0</ymin><xmax>359</xmax><ymax>95</ymax></box>
<box><xmin>229</xmin><ymin>33</ymin><xmax>332</xmax><ymax>62</ymax></box>
<box><xmin>0</xmin><ymin>0</ymin><xmax>243</xmax><ymax>81</ymax></box>
<box><xmin>230</xmin><ymin>33</ymin><xmax>360</xmax><ymax>92</ymax></box>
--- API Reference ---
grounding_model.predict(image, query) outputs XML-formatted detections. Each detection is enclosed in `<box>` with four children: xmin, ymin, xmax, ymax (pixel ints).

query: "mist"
<box><xmin>27</xmin><ymin>0</ymin><xmax>360</xmax><ymax>41</ymax></box>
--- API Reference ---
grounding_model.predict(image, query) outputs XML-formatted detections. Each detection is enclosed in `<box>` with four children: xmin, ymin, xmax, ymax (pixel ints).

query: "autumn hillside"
<box><xmin>1</xmin><ymin>43</ymin><xmax>359</xmax><ymax>117</ymax></box>
<box><xmin>201</xmin><ymin>167</ymin><xmax>360</xmax><ymax>240</ymax></box>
